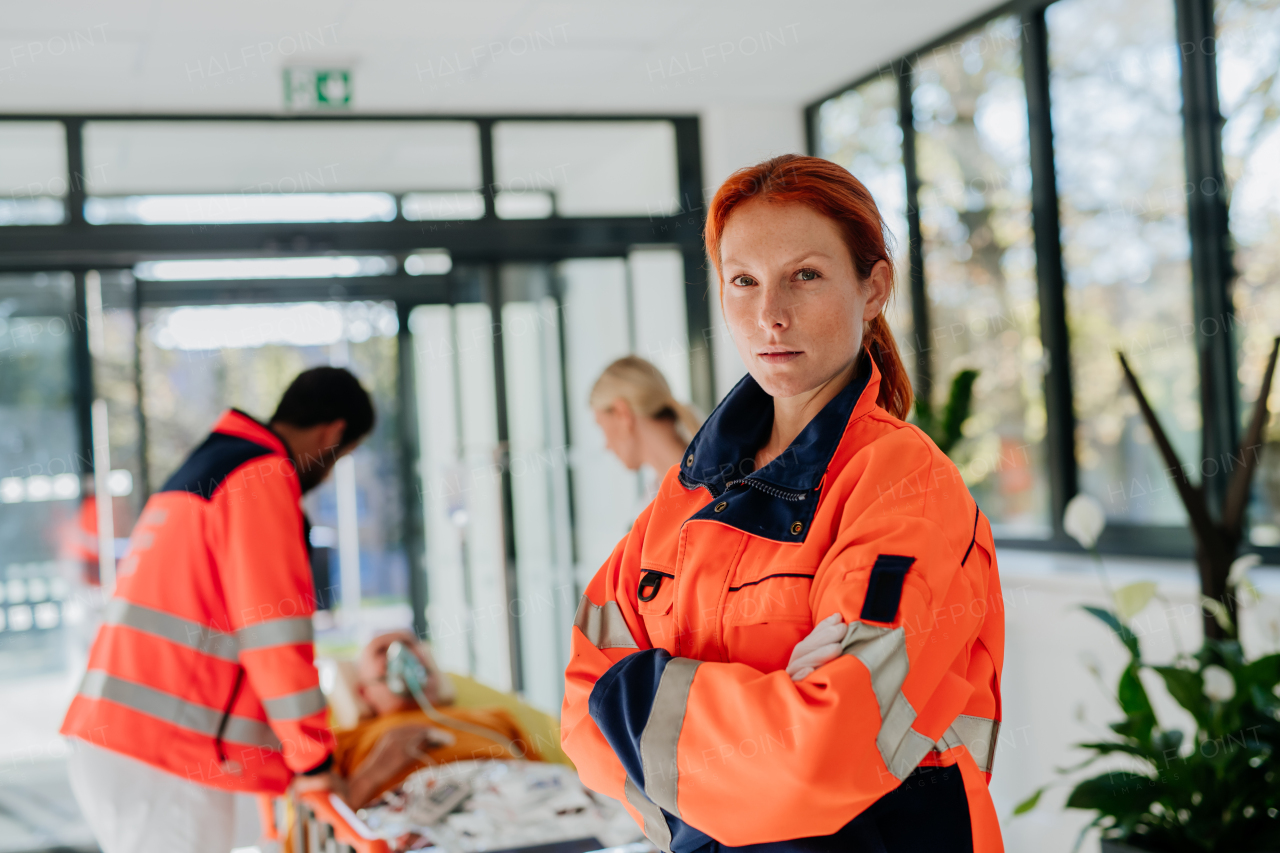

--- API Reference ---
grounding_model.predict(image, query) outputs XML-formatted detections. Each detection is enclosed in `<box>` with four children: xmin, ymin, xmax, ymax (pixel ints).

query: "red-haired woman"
<box><xmin>562</xmin><ymin>155</ymin><xmax>1004</xmax><ymax>852</ymax></box>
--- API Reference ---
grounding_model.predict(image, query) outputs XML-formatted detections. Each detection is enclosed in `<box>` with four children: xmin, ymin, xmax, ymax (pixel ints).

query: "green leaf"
<box><xmin>1083</xmin><ymin>605</ymin><xmax>1141</xmax><ymax>660</ymax></box>
<box><xmin>939</xmin><ymin>369</ymin><xmax>979</xmax><ymax>454</ymax></box>
<box><xmin>1237</xmin><ymin>652</ymin><xmax>1280</xmax><ymax>695</ymax></box>
<box><xmin>1065</xmin><ymin>771</ymin><xmax>1163</xmax><ymax>815</ymax></box>
<box><xmin>1112</xmin><ymin>665</ymin><xmax>1157</xmax><ymax>743</ymax></box>
<box><xmin>1151</xmin><ymin>665</ymin><xmax>1210</xmax><ymax>729</ymax></box>
<box><xmin>1013</xmin><ymin>786</ymin><xmax>1046</xmax><ymax>815</ymax></box>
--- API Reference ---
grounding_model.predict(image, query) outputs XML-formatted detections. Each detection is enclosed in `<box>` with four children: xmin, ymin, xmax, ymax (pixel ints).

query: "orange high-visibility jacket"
<box><xmin>61</xmin><ymin>410</ymin><xmax>334</xmax><ymax>794</ymax></box>
<box><xmin>562</xmin><ymin>349</ymin><xmax>1005</xmax><ymax>852</ymax></box>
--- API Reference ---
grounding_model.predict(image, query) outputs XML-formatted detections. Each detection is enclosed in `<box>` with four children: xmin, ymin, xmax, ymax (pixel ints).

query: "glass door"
<box><xmin>409</xmin><ymin>249</ymin><xmax>693</xmax><ymax>713</ymax></box>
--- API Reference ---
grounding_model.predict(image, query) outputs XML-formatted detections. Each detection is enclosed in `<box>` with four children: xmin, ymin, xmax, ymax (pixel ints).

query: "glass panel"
<box><xmin>629</xmin><ymin>247</ymin><xmax>693</xmax><ymax>410</ymax></box>
<box><xmin>1217</xmin><ymin>0</ymin><xmax>1280</xmax><ymax>546</ymax></box>
<box><xmin>499</xmin><ymin>266</ymin><xmax>575</xmax><ymax>713</ymax></box>
<box><xmin>0</xmin><ymin>122</ymin><xmax>67</xmax><ymax>225</ymax></box>
<box><xmin>815</xmin><ymin>74</ymin><xmax>915</xmax><ymax>390</ymax></box>
<box><xmin>494</xmin><ymin>121</ymin><xmax>679</xmax><ymax>217</ymax></box>
<box><xmin>559</xmin><ymin>259</ymin><xmax>646</xmax><ymax>589</ymax></box>
<box><xmin>913</xmin><ymin>15</ymin><xmax>1049</xmax><ymax>535</ymax></box>
<box><xmin>84</xmin><ymin>121</ymin><xmax>481</xmax><ymax>194</ymax></box>
<box><xmin>0</xmin><ymin>273</ymin><xmax>83</xmax><ymax>764</ymax></box>
<box><xmin>93</xmin><ymin>272</ymin><xmax>145</xmax><ymax>553</ymax></box>
<box><xmin>138</xmin><ymin>301</ymin><xmax>408</xmax><ymax>649</ymax></box>
<box><xmin>1049</xmin><ymin>0</ymin><xmax>1196</xmax><ymax>526</ymax></box>
<box><xmin>408</xmin><ymin>300</ymin><xmax>512</xmax><ymax>691</ymax></box>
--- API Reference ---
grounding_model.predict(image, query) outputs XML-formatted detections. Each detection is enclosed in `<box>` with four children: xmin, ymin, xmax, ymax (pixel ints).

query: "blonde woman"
<box><xmin>589</xmin><ymin>356</ymin><xmax>702</xmax><ymax>496</ymax></box>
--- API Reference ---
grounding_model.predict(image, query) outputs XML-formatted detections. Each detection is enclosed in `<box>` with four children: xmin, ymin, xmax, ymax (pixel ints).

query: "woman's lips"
<box><xmin>759</xmin><ymin>351</ymin><xmax>802</xmax><ymax>364</ymax></box>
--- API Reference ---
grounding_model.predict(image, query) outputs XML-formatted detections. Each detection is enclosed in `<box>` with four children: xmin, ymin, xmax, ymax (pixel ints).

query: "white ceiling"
<box><xmin>0</xmin><ymin>0</ymin><xmax>1003</xmax><ymax>114</ymax></box>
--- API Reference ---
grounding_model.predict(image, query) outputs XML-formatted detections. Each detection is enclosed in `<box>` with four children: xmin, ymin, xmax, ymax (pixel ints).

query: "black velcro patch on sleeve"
<box><xmin>860</xmin><ymin>554</ymin><xmax>917</xmax><ymax>623</ymax></box>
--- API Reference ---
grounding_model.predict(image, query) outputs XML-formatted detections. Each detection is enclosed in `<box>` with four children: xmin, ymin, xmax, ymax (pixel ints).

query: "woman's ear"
<box><xmin>863</xmin><ymin>260</ymin><xmax>893</xmax><ymax>320</ymax></box>
<box><xmin>613</xmin><ymin>398</ymin><xmax>637</xmax><ymax>430</ymax></box>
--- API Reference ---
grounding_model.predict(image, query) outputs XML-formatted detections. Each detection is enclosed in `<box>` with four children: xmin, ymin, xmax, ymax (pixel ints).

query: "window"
<box><xmin>815</xmin><ymin>74</ymin><xmax>916</xmax><ymax>389</ymax></box>
<box><xmin>493</xmin><ymin>121</ymin><xmax>680</xmax><ymax>217</ymax></box>
<box><xmin>82</xmin><ymin>121</ymin><xmax>480</xmax><ymax>224</ymax></box>
<box><xmin>913</xmin><ymin>15</ymin><xmax>1049</xmax><ymax>535</ymax></box>
<box><xmin>1217</xmin><ymin>0</ymin><xmax>1280</xmax><ymax>546</ymax></box>
<box><xmin>0</xmin><ymin>273</ymin><xmax>78</xmax><ymax>679</ymax></box>
<box><xmin>0</xmin><ymin>123</ymin><xmax>66</xmax><ymax>225</ymax></box>
<box><xmin>1048</xmin><ymin>0</ymin><xmax>1197</xmax><ymax>526</ymax></box>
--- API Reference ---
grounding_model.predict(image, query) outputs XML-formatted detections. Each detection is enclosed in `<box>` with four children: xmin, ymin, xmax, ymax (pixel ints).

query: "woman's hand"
<box><xmin>786</xmin><ymin>613</ymin><xmax>847</xmax><ymax>681</ymax></box>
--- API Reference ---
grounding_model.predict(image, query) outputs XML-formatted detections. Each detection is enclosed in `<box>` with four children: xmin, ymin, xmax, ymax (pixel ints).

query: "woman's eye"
<box><xmin>796</xmin><ymin>269</ymin><xmax>820</xmax><ymax>281</ymax></box>
<box><xmin>731</xmin><ymin>275</ymin><xmax>757</xmax><ymax>287</ymax></box>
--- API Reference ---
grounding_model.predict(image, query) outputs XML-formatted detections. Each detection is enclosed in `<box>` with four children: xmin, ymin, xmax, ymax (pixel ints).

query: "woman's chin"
<box><xmin>750</xmin><ymin>369</ymin><xmax>821</xmax><ymax>400</ymax></box>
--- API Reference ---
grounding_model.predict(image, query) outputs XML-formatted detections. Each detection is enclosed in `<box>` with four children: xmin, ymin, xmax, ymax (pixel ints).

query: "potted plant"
<box><xmin>1015</xmin><ymin>339</ymin><xmax>1280</xmax><ymax>851</ymax></box>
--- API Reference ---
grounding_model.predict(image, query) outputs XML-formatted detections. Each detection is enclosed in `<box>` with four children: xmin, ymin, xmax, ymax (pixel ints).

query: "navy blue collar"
<box><xmin>676</xmin><ymin>352</ymin><xmax>875</xmax><ymax>542</ymax></box>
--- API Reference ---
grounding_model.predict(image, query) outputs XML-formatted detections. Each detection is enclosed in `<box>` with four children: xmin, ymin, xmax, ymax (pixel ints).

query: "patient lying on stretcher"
<box><xmin>335</xmin><ymin>631</ymin><xmax>544</xmax><ymax>807</ymax></box>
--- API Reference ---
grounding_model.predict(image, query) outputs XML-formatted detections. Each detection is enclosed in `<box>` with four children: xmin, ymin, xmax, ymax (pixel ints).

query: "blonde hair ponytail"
<box><xmin>589</xmin><ymin>356</ymin><xmax>703</xmax><ymax>443</ymax></box>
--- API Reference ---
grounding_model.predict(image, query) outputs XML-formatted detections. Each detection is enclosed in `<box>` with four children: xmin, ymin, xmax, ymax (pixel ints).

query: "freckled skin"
<box><xmin>718</xmin><ymin>198</ymin><xmax>892</xmax><ymax>468</ymax></box>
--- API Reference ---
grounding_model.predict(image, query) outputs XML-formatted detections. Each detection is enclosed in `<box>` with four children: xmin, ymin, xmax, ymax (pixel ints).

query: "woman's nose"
<box><xmin>757</xmin><ymin>284</ymin><xmax>792</xmax><ymax>331</ymax></box>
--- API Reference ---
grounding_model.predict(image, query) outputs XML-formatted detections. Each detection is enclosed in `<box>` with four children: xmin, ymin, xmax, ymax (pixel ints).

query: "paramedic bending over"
<box><xmin>561</xmin><ymin>155</ymin><xmax>1005</xmax><ymax>853</ymax></box>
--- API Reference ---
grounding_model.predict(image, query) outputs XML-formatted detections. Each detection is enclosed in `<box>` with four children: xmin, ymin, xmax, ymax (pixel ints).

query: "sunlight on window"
<box><xmin>134</xmin><ymin>256</ymin><xmax>396</xmax><ymax>281</ymax></box>
<box><xmin>86</xmin><ymin>193</ymin><xmax>398</xmax><ymax>225</ymax></box>
<box><xmin>149</xmin><ymin>301</ymin><xmax>398</xmax><ymax>351</ymax></box>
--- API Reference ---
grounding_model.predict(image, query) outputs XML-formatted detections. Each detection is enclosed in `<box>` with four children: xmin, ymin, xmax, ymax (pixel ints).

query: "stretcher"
<box><xmin>270</xmin><ymin>653</ymin><xmax>648</xmax><ymax>853</ymax></box>
<box><xmin>265</xmin><ymin>787</ymin><xmax>653</xmax><ymax>853</ymax></box>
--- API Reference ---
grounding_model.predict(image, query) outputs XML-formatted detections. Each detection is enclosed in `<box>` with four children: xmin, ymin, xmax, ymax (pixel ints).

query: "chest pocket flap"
<box><xmin>722</xmin><ymin>572</ymin><xmax>815</xmax><ymax>626</ymax></box>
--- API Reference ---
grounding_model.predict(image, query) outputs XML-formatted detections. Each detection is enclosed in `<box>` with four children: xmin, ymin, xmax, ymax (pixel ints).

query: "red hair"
<box><xmin>704</xmin><ymin>154</ymin><xmax>913</xmax><ymax>420</ymax></box>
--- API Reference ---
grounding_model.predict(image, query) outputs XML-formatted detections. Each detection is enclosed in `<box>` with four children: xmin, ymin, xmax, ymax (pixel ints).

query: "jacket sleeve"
<box><xmin>219</xmin><ymin>457</ymin><xmax>334</xmax><ymax>774</ymax></box>
<box><xmin>561</xmin><ymin>500</ymin><xmax>689</xmax><ymax>836</ymax></box>
<box><xmin>584</xmin><ymin>448</ymin><xmax>999</xmax><ymax>847</ymax></box>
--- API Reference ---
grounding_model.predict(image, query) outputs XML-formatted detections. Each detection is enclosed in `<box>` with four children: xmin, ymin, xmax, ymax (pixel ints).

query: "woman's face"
<box><xmin>594</xmin><ymin>400</ymin><xmax>643</xmax><ymax>471</ymax></box>
<box><xmin>719</xmin><ymin>199</ymin><xmax>890</xmax><ymax>399</ymax></box>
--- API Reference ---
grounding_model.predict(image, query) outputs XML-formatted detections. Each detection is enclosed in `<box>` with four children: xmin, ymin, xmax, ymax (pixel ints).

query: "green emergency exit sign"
<box><xmin>284</xmin><ymin>68</ymin><xmax>351</xmax><ymax>110</ymax></box>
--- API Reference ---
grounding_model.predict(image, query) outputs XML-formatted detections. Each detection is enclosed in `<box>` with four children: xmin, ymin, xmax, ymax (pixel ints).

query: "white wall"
<box><xmin>993</xmin><ymin>550</ymin><xmax>1280</xmax><ymax>853</ymax></box>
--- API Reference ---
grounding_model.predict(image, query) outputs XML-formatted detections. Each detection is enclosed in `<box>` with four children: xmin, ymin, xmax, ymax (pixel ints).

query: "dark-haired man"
<box><xmin>62</xmin><ymin>366</ymin><xmax>375</xmax><ymax>853</ymax></box>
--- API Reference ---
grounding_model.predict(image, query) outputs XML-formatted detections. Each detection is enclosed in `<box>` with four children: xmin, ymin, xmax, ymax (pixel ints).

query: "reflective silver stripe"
<box><xmin>237</xmin><ymin>617</ymin><xmax>314</xmax><ymax>651</ymax></box>
<box><xmin>262</xmin><ymin>686</ymin><xmax>326</xmax><ymax>721</ymax></box>
<box><xmin>942</xmin><ymin>714</ymin><xmax>1000</xmax><ymax>773</ymax></box>
<box><xmin>841</xmin><ymin>621</ymin><xmax>936</xmax><ymax>780</ymax></box>
<box><xmin>624</xmin><ymin>776</ymin><xmax>672</xmax><ymax>853</ymax></box>
<box><xmin>78</xmin><ymin>670</ymin><xmax>280</xmax><ymax>750</ymax></box>
<box><xmin>841</xmin><ymin>623</ymin><xmax>910</xmax><ymax>713</ymax></box>
<box><xmin>573</xmin><ymin>596</ymin><xmax>639</xmax><ymax>650</ymax></box>
<box><xmin>639</xmin><ymin>657</ymin><xmax>700</xmax><ymax>817</ymax></box>
<box><xmin>103</xmin><ymin>599</ymin><xmax>239</xmax><ymax>662</ymax></box>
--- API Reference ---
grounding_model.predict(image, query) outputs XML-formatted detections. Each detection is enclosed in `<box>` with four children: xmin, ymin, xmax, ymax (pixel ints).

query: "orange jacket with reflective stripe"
<box><xmin>562</xmin><ymin>349</ymin><xmax>1005</xmax><ymax>852</ymax></box>
<box><xmin>61</xmin><ymin>410</ymin><xmax>333</xmax><ymax>794</ymax></box>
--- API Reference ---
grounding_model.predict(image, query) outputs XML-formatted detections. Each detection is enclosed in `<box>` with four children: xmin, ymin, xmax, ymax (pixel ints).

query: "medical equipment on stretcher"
<box><xmin>384</xmin><ymin>642</ymin><xmax>526</xmax><ymax>758</ymax></box>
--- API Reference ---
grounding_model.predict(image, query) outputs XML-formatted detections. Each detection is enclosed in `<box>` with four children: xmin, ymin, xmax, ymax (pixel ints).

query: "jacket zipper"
<box><xmin>722</xmin><ymin>477</ymin><xmax>809</xmax><ymax>502</ymax></box>
<box><xmin>214</xmin><ymin>666</ymin><xmax>245</xmax><ymax>771</ymax></box>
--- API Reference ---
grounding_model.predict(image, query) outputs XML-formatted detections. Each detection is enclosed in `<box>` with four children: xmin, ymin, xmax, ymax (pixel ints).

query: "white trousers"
<box><xmin>68</xmin><ymin>738</ymin><xmax>237</xmax><ymax>853</ymax></box>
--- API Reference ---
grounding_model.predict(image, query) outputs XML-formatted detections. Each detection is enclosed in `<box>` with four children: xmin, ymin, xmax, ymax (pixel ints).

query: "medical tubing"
<box><xmin>404</xmin><ymin>677</ymin><xmax>527</xmax><ymax>759</ymax></box>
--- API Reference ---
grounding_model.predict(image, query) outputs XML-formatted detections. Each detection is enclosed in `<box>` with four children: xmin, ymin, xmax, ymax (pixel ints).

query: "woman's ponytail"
<box><xmin>864</xmin><ymin>314</ymin><xmax>912</xmax><ymax>420</ymax></box>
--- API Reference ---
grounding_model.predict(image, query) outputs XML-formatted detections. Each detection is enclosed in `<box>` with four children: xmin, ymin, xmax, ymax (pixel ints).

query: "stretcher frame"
<box><xmin>260</xmin><ymin>792</ymin><xmax>392</xmax><ymax>853</ymax></box>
